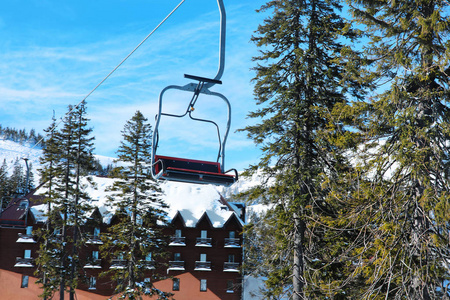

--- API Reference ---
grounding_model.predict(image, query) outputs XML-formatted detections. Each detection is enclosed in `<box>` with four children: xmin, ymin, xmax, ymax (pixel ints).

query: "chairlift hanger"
<box><xmin>151</xmin><ymin>0</ymin><xmax>238</xmax><ymax>187</ymax></box>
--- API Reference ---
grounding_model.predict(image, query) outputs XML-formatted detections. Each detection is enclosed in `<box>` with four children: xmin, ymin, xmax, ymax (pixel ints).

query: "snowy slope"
<box><xmin>0</xmin><ymin>139</ymin><xmax>43</xmax><ymax>176</ymax></box>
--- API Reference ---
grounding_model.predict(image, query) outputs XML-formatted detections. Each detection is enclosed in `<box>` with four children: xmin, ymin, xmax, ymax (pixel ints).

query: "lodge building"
<box><xmin>0</xmin><ymin>178</ymin><xmax>245</xmax><ymax>300</ymax></box>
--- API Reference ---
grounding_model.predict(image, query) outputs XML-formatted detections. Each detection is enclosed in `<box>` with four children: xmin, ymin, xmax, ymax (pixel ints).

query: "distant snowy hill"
<box><xmin>0</xmin><ymin>138</ymin><xmax>120</xmax><ymax>182</ymax></box>
<box><xmin>0</xmin><ymin>139</ymin><xmax>43</xmax><ymax>177</ymax></box>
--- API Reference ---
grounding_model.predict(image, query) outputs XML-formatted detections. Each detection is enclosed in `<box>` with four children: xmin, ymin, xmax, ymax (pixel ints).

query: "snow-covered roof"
<box><xmin>29</xmin><ymin>176</ymin><xmax>245</xmax><ymax>228</ymax></box>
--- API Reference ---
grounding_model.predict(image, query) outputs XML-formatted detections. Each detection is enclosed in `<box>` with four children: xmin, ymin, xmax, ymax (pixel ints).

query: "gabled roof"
<box><xmin>21</xmin><ymin>176</ymin><xmax>244</xmax><ymax>229</ymax></box>
<box><xmin>0</xmin><ymin>197</ymin><xmax>28</xmax><ymax>221</ymax></box>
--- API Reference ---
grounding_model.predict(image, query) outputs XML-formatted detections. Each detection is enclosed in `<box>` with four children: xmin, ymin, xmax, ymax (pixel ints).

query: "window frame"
<box><xmin>200</xmin><ymin>279</ymin><xmax>207</xmax><ymax>292</ymax></box>
<box><xmin>173</xmin><ymin>278</ymin><xmax>180</xmax><ymax>291</ymax></box>
<box><xmin>200</xmin><ymin>253</ymin><xmax>207</xmax><ymax>262</ymax></box>
<box><xmin>21</xmin><ymin>275</ymin><xmax>29</xmax><ymax>288</ymax></box>
<box><xmin>226</xmin><ymin>280</ymin><xmax>234</xmax><ymax>293</ymax></box>
<box><xmin>174</xmin><ymin>252</ymin><xmax>181</xmax><ymax>261</ymax></box>
<box><xmin>89</xmin><ymin>276</ymin><xmax>97</xmax><ymax>290</ymax></box>
<box><xmin>26</xmin><ymin>226</ymin><xmax>33</xmax><ymax>235</ymax></box>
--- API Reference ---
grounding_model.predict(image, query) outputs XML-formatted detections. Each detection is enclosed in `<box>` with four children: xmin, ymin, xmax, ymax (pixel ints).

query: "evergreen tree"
<box><xmin>100</xmin><ymin>111</ymin><xmax>171</xmax><ymax>300</ymax></box>
<box><xmin>240</xmin><ymin>1</ymin><xmax>363</xmax><ymax>299</ymax></box>
<box><xmin>0</xmin><ymin>159</ymin><xmax>9</xmax><ymax>209</ymax></box>
<box><xmin>35</xmin><ymin>116</ymin><xmax>65</xmax><ymax>300</ymax></box>
<box><xmin>66</xmin><ymin>101</ymin><xmax>95</xmax><ymax>300</ymax></box>
<box><xmin>341</xmin><ymin>1</ymin><xmax>450</xmax><ymax>299</ymax></box>
<box><xmin>34</xmin><ymin>103</ymin><xmax>95</xmax><ymax>300</ymax></box>
<box><xmin>9</xmin><ymin>158</ymin><xmax>26</xmax><ymax>196</ymax></box>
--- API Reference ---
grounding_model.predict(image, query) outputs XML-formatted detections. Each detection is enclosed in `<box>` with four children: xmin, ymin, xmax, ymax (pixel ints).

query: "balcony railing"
<box><xmin>194</xmin><ymin>261</ymin><xmax>211</xmax><ymax>271</ymax></box>
<box><xmin>85</xmin><ymin>235</ymin><xmax>103</xmax><ymax>245</ymax></box>
<box><xmin>84</xmin><ymin>259</ymin><xmax>102</xmax><ymax>269</ymax></box>
<box><xmin>169</xmin><ymin>236</ymin><xmax>186</xmax><ymax>246</ymax></box>
<box><xmin>168</xmin><ymin>261</ymin><xmax>185</xmax><ymax>271</ymax></box>
<box><xmin>223</xmin><ymin>262</ymin><xmax>240</xmax><ymax>272</ymax></box>
<box><xmin>16</xmin><ymin>233</ymin><xmax>37</xmax><ymax>243</ymax></box>
<box><xmin>224</xmin><ymin>238</ymin><xmax>240</xmax><ymax>248</ymax></box>
<box><xmin>14</xmin><ymin>257</ymin><xmax>34</xmax><ymax>267</ymax></box>
<box><xmin>195</xmin><ymin>237</ymin><xmax>212</xmax><ymax>247</ymax></box>
<box><xmin>110</xmin><ymin>259</ymin><xmax>127</xmax><ymax>269</ymax></box>
<box><xmin>143</xmin><ymin>260</ymin><xmax>155</xmax><ymax>269</ymax></box>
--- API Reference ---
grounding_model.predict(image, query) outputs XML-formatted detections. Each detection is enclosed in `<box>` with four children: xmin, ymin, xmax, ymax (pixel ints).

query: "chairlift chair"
<box><xmin>151</xmin><ymin>0</ymin><xmax>237</xmax><ymax>187</ymax></box>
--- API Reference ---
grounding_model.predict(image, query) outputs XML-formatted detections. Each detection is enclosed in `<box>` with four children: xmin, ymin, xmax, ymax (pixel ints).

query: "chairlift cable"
<box><xmin>2</xmin><ymin>0</ymin><xmax>185</xmax><ymax>179</ymax></box>
<box><xmin>22</xmin><ymin>0</ymin><xmax>185</xmax><ymax>157</ymax></box>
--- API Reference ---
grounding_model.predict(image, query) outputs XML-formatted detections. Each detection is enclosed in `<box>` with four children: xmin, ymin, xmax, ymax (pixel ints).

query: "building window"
<box><xmin>26</xmin><ymin>226</ymin><xmax>33</xmax><ymax>235</ymax></box>
<box><xmin>200</xmin><ymin>279</ymin><xmax>207</xmax><ymax>292</ymax></box>
<box><xmin>144</xmin><ymin>278</ymin><xmax>151</xmax><ymax>293</ymax></box>
<box><xmin>94</xmin><ymin>227</ymin><xmax>100</xmax><ymax>237</ymax></box>
<box><xmin>173</xmin><ymin>278</ymin><xmax>180</xmax><ymax>291</ymax></box>
<box><xmin>24</xmin><ymin>249</ymin><xmax>31</xmax><ymax>259</ymax></box>
<box><xmin>174</xmin><ymin>253</ymin><xmax>181</xmax><ymax>261</ymax></box>
<box><xmin>175</xmin><ymin>229</ymin><xmax>182</xmax><ymax>238</ymax></box>
<box><xmin>19</xmin><ymin>200</ymin><xmax>28</xmax><ymax>209</ymax></box>
<box><xmin>89</xmin><ymin>277</ymin><xmax>96</xmax><ymax>290</ymax></box>
<box><xmin>21</xmin><ymin>275</ymin><xmax>29</xmax><ymax>288</ymax></box>
<box><xmin>229</xmin><ymin>231</ymin><xmax>235</xmax><ymax>239</ymax></box>
<box><xmin>228</xmin><ymin>254</ymin><xmax>235</xmax><ymax>263</ymax></box>
<box><xmin>146</xmin><ymin>253</ymin><xmax>152</xmax><ymax>261</ymax></box>
<box><xmin>200</xmin><ymin>253</ymin><xmax>207</xmax><ymax>262</ymax></box>
<box><xmin>201</xmin><ymin>230</ymin><xmax>207</xmax><ymax>238</ymax></box>
<box><xmin>92</xmin><ymin>251</ymin><xmax>99</xmax><ymax>260</ymax></box>
<box><xmin>226</xmin><ymin>280</ymin><xmax>234</xmax><ymax>293</ymax></box>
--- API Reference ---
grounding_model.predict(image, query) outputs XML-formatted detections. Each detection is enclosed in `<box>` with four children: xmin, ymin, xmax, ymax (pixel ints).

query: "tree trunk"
<box><xmin>293</xmin><ymin>212</ymin><xmax>305</xmax><ymax>300</ymax></box>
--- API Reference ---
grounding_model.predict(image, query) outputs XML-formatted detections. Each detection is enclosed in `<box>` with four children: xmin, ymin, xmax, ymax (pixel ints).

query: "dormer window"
<box><xmin>19</xmin><ymin>200</ymin><xmax>28</xmax><ymax>209</ymax></box>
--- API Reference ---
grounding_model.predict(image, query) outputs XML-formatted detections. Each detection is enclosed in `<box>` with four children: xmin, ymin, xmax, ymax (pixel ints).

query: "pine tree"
<box><xmin>341</xmin><ymin>1</ymin><xmax>450</xmax><ymax>299</ymax></box>
<box><xmin>34</xmin><ymin>103</ymin><xmax>95</xmax><ymax>300</ymax></box>
<box><xmin>0</xmin><ymin>159</ymin><xmax>9</xmax><ymax>209</ymax></box>
<box><xmin>240</xmin><ymin>1</ymin><xmax>364</xmax><ymax>299</ymax></box>
<box><xmin>35</xmin><ymin>116</ymin><xmax>65</xmax><ymax>300</ymax></box>
<box><xmin>100</xmin><ymin>111</ymin><xmax>171</xmax><ymax>300</ymax></box>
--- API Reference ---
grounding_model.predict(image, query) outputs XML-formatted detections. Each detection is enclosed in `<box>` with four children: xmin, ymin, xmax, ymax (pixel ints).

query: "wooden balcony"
<box><xmin>223</xmin><ymin>262</ymin><xmax>240</xmax><ymax>272</ymax></box>
<box><xmin>84</xmin><ymin>259</ymin><xmax>102</xmax><ymax>269</ymax></box>
<box><xmin>85</xmin><ymin>235</ymin><xmax>103</xmax><ymax>245</ymax></box>
<box><xmin>142</xmin><ymin>260</ymin><xmax>155</xmax><ymax>269</ymax></box>
<box><xmin>110</xmin><ymin>259</ymin><xmax>127</xmax><ymax>269</ymax></box>
<box><xmin>195</xmin><ymin>237</ymin><xmax>212</xmax><ymax>247</ymax></box>
<box><xmin>14</xmin><ymin>257</ymin><xmax>34</xmax><ymax>267</ymax></box>
<box><xmin>169</xmin><ymin>236</ymin><xmax>186</xmax><ymax>246</ymax></box>
<box><xmin>194</xmin><ymin>261</ymin><xmax>212</xmax><ymax>271</ymax></box>
<box><xmin>167</xmin><ymin>261</ymin><xmax>185</xmax><ymax>271</ymax></box>
<box><xmin>16</xmin><ymin>233</ymin><xmax>37</xmax><ymax>243</ymax></box>
<box><xmin>224</xmin><ymin>238</ymin><xmax>241</xmax><ymax>248</ymax></box>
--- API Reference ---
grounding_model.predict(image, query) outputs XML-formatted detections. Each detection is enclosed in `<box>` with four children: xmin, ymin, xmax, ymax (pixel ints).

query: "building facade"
<box><xmin>0</xmin><ymin>180</ymin><xmax>244</xmax><ymax>300</ymax></box>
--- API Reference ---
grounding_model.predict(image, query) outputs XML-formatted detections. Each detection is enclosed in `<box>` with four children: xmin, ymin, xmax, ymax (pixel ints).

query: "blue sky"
<box><xmin>0</xmin><ymin>0</ymin><xmax>267</xmax><ymax>172</ymax></box>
